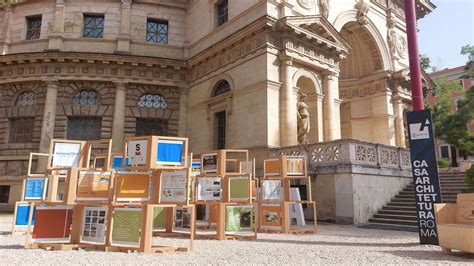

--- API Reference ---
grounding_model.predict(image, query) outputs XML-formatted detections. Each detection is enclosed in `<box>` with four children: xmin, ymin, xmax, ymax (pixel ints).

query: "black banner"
<box><xmin>407</xmin><ymin>109</ymin><xmax>442</xmax><ymax>245</ymax></box>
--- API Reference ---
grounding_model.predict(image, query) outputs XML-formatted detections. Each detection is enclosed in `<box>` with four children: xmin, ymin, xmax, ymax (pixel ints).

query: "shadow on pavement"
<box><xmin>0</xmin><ymin>244</ymin><xmax>24</xmax><ymax>250</ymax></box>
<box><xmin>253</xmin><ymin>238</ymin><xmax>420</xmax><ymax>248</ymax></box>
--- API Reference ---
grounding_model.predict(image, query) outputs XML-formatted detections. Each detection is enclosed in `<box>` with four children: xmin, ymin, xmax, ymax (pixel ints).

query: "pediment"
<box><xmin>277</xmin><ymin>16</ymin><xmax>351</xmax><ymax>56</ymax></box>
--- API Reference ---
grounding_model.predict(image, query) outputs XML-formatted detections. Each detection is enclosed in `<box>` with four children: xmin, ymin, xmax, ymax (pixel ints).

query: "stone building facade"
<box><xmin>0</xmin><ymin>0</ymin><xmax>434</xmax><ymax>210</ymax></box>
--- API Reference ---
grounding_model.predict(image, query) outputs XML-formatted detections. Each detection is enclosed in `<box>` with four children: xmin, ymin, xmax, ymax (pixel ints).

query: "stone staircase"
<box><xmin>367</xmin><ymin>171</ymin><xmax>468</xmax><ymax>229</ymax></box>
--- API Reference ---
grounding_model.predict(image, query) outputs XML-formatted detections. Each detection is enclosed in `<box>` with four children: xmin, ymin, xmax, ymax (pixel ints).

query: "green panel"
<box><xmin>111</xmin><ymin>209</ymin><xmax>142</xmax><ymax>244</ymax></box>
<box><xmin>153</xmin><ymin>207</ymin><xmax>167</xmax><ymax>229</ymax></box>
<box><xmin>225</xmin><ymin>206</ymin><xmax>253</xmax><ymax>232</ymax></box>
<box><xmin>229</xmin><ymin>178</ymin><xmax>250</xmax><ymax>199</ymax></box>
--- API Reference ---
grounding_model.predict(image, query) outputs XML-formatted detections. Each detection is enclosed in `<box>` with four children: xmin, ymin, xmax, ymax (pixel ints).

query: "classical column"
<box><xmin>1</xmin><ymin>6</ymin><xmax>12</xmax><ymax>55</ymax></box>
<box><xmin>280</xmin><ymin>56</ymin><xmax>297</xmax><ymax>146</ymax></box>
<box><xmin>48</xmin><ymin>0</ymin><xmax>65</xmax><ymax>50</ymax></box>
<box><xmin>111</xmin><ymin>82</ymin><xmax>127</xmax><ymax>152</ymax></box>
<box><xmin>117</xmin><ymin>0</ymin><xmax>132</xmax><ymax>53</ymax></box>
<box><xmin>316</xmin><ymin>94</ymin><xmax>325</xmax><ymax>142</ymax></box>
<box><xmin>178</xmin><ymin>87</ymin><xmax>189</xmax><ymax>137</ymax></box>
<box><xmin>323</xmin><ymin>73</ymin><xmax>341</xmax><ymax>141</ymax></box>
<box><xmin>393</xmin><ymin>98</ymin><xmax>406</xmax><ymax>148</ymax></box>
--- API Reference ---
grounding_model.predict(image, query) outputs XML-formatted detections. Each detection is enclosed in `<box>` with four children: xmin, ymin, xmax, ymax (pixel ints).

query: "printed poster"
<box><xmin>160</xmin><ymin>171</ymin><xmax>187</xmax><ymax>202</ymax></box>
<box><xmin>52</xmin><ymin>143</ymin><xmax>81</xmax><ymax>168</ymax></box>
<box><xmin>286</xmin><ymin>158</ymin><xmax>304</xmax><ymax>175</ymax></box>
<box><xmin>190</xmin><ymin>161</ymin><xmax>201</xmax><ymax>177</ymax></box>
<box><xmin>15</xmin><ymin>203</ymin><xmax>36</xmax><ymax>227</ymax></box>
<box><xmin>32</xmin><ymin>206</ymin><xmax>74</xmax><ymax>241</ymax></box>
<box><xmin>261</xmin><ymin>180</ymin><xmax>283</xmax><ymax>201</ymax></box>
<box><xmin>156</xmin><ymin>139</ymin><xmax>183</xmax><ymax>165</ymax></box>
<box><xmin>24</xmin><ymin>178</ymin><xmax>45</xmax><ymax>200</ymax></box>
<box><xmin>82</xmin><ymin>207</ymin><xmax>107</xmax><ymax>244</ymax></box>
<box><xmin>228</xmin><ymin>177</ymin><xmax>250</xmax><ymax>201</ymax></box>
<box><xmin>202</xmin><ymin>153</ymin><xmax>218</xmax><ymax>173</ymax></box>
<box><xmin>225</xmin><ymin>205</ymin><xmax>254</xmax><ymax>233</ymax></box>
<box><xmin>127</xmin><ymin>140</ymin><xmax>148</xmax><ymax>165</ymax></box>
<box><xmin>196</xmin><ymin>177</ymin><xmax>221</xmax><ymax>201</ymax></box>
<box><xmin>76</xmin><ymin>171</ymin><xmax>111</xmax><ymax>200</ymax></box>
<box><xmin>261</xmin><ymin>204</ymin><xmax>281</xmax><ymax>228</ymax></box>
<box><xmin>112</xmin><ymin>208</ymin><xmax>142</xmax><ymax>246</ymax></box>
<box><xmin>174</xmin><ymin>207</ymin><xmax>192</xmax><ymax>230</ymax></box>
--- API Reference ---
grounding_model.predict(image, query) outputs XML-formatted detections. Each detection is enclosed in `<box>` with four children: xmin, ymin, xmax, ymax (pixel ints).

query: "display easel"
<box><xmin>11</xmin><ymin>153</ymin><xmax>49</xmax><ymax>235</ymax></box>
<box><xmin>258</xmin><ymin>155</ymin><xmax>317</xmax><ymax>234</ymax></box>
<box><xmin>192</xmin><ymin>149</ymin><xmax>258</xmax><ymax>240</ymax></box>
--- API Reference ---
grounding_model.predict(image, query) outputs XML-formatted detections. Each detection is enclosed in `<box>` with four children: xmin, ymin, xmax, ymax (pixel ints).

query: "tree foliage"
<box><xmin>420</xmin><ymin>54</ymin><xmax>431</xmax><ymax>72</ymax></box>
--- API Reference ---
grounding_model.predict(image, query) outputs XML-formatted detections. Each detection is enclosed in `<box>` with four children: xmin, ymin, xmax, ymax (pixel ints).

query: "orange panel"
<box><xmin>116</xmin><ymin>173</ymin><xmax>149</xmax><ymax>199</ymax></box>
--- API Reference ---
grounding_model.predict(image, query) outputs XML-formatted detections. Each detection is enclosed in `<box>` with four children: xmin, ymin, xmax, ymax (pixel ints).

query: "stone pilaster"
<box><xmin>48</xmin><ymin>0</ymin><xmax>66</xmax><ymax>50</ymax></box>
<box><xmin>393</xmin><ymin>98</ymin><xmax>406</xmax><ymax>148</ymax></box>
<box><xmin>1</xmin><ymin>6</ymin><xmax>12</xmax><ymax>55</ymax></box>
<box><xmin>316</xmin><ymin>94</ymin><xmax>325</xmax><ymax>142</ymax></box>
<box><xmin>178</xmin><ymin>87</ymin><xmax>189</xmax><ymax>137</ymax></box>
<box><xmin>39</xmin><ymin>80</ymin><xmax>59</xmax><ymax>153</ymax></box>
<box><xmin>280</xmin><ymin>56</ymin><xmax>297</xmax><ymax>146</ymax></box>
<box><xmin>111</xmin><ymin>82</ymin><xmax>127</xmax><ymax>152</ymax></box>
<box><xmin>323</xmin><ymin>73</ymin><xmax>341</xmax><ymax>141</ymax></box>
<box><xmin>117</xmin><ymin>0</ymin><xmax>132</xmax><ymax>53</ymax></box>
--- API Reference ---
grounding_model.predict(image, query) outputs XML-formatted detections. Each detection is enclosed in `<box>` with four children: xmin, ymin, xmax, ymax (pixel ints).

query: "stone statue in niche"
<box><xmin>355</xmin><ymin>0</ymin><xmax>370</xmax><ymax>26</ymax></box>
<box><xmin>297</xmin><ymin>93</ymin><xmax>310</xmax><ymax>144</ymax></box>
<box><xmin>318</xmin><ymin>0</ymin><xmax>330</xmax><ymax>19</ymax></box>
<box><xmin>387</xmin><ymin>16</ymin><xmax>397</xmax><ymax>57</ymax></box>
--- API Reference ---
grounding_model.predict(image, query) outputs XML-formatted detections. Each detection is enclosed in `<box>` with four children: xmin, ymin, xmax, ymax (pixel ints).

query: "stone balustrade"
<box><xmin>270</xmin><ymin>139</ymin><xmax>411</xmax><ymax>171</ymax></box>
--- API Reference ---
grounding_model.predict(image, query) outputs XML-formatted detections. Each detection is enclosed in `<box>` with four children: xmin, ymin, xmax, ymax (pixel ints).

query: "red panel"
<box><xmin>32</xmin><ymin>208</ymin><xmax>74</xmax><ymax>239</ymax></box>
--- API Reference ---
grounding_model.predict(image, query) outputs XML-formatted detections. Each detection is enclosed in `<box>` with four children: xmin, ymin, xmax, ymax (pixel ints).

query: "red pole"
<box><xmin>404</xmin><ymin>0</ymin><xmax>424</xmax><ymax>111</ymax></box>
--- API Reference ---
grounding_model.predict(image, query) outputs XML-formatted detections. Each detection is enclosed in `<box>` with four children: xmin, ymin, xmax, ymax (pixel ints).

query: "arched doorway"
<box><xmin>338</xmin><ymin>21</ymin><xmax>395</xmax><ymax>145</ymax></box>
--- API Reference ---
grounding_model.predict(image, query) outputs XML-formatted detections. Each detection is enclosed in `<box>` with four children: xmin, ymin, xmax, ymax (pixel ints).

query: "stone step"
<box><xmin>373</xmin><ymin>214</ymin><xmax>417</xmax><ymax>221</ymax></box>
<box><xmin>389</xmin><ymin>201</ymin><xmax>417</xmax><ymax>206</ymax></box>
<box><xmin>391</xmin><ymin>198</ymin><xmax>416</xmax><ymax>203</ymax></box>
<box><xmin>368</xmin><ymin>218</ymin><xmax>418</xmax><ymax>226</ymax></box>
<box><xmin>378</xmin><ymin>210</ymin><xmax>417</xmax><ymax>216</ymax></box>
<box><xmin>382</xmin><ymin>206</ymin><xmax>417</xmax><ymax>212</ymax></box>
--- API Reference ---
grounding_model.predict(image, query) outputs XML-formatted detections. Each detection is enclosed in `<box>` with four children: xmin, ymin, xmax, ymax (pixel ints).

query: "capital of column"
<box><xmin>179</xmin><ymin>86</ymin><xmax>190</xmax><ymax>96</ymax></box>
<box><xmin>44</xmin><ymin>79</ymin><xmax>59</xmax><ymax>89</ymax></box>
<box><xmin>114</xmin><ymin>81</ymin><xmax>128</xmax><ymax>91</ymax></box>
<box><xmin>316</xmin><ymin>93</ymin><xmax>325</xmax><ymax>101</ymax></box>
<box><xmin>334</xmin><ymin>98</ymin><xmax>343</xmax><ymax>106</ymax></box>
<box><xmin>279</xmin><ymin>55</ymin><xmax>294</xmax><ymax>66</ymax></box>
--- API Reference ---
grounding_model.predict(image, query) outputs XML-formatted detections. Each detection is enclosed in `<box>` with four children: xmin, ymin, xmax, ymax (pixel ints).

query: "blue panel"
<box><xmin>113</xmin><ymin>156</ymin><xmax>130</xmax><ymax>169</ymax></box>
<box><xmin>157</xmin><ymin>142</ymin><xmax>183</xmax><ymax>164</ymax></box>
<box><xmin>15</xmin><ymin>205</ymin><xmax>36</xmax><ymax>226</ymax></box>
<box><xmin>25</xmin><ymin>179</ymin><xmax>44</xmax><ymax>199</ymax></box>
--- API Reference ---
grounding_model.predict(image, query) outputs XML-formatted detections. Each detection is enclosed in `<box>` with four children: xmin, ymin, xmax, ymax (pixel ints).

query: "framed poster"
<box><xmin>225</xmin><ymin>205</ymin><xmax>254</xmax><ymax>233</ymax></box>
<box><xmin>160</xmin><ymin>171</ymin><xmax>187</xmax><ymax>202</ymax></box>
<box><xmin>76</xmin><ymin>171</ymin><xmax>111</xmax><ymax>201</ymax></box>
<box><xmin>24</xmin><ymin>178</ymin><xmax>46</xmax><ymax>200</ymax></box>
<box><xmin>260</xmin><ymin>204</ymin><xmax>281</xmax><ymax>228</ymax></box>
<box><xmin>228</xmin><ymin>176</ymin><xmax>250</xmax><ymax>201</ymax></box>
<box><xmin>81</xmin><ymin>207</ymin><xmax>108</xmax><ymax>244</ymax></box>
<box><xmin>286</xmin><ymin>157</ymin><xmax>304</xmax><ymax>176</ymax></box>
<box><xmin>202</xmin><ymin>153</ymin><xmax>218</xmax><ymax>174</ymax></box>
<box><xmin>196</xmin><ymin>177</ymin><xmax>221</xmax><ymax>201</ymax></box>
<box><xmin>14</xmin><ymin>203</ymin><xmax>36</xmax><ymax>230</ymax></box>
<box><xmin>52</xmin><ymin>142</ymin><xmax>81</xmax><ymax>168</ymax></box>
<box><xmin>127</xmin><ymin>139</ymin><xmax>148</xmax><ymax>166</ymax></box>
<box><xmin>153</xmin><ymin>207</ymin><xmax>167</xmax><ymax>231</ymax></box>
<box><xmin>190</xmin><ymin>161</ymin><xmax>201</xmax><ymax>177</ymax></box>
<box><xmin>264</xmin><ymin>159</ymin><xmax>280</xmax><ymax>176</ymax></box>
<box><xmin>174</xmin><ymin>207</ymin><xmax>192</xmax><ymax>230</ymax></box>
<box><xmin>111</xmin><ymin>208</ymin><xmax>142</xmax><ymax>247</ymax></box>
<box><xmin>116</xmin><ymin>172</ymin><xmax>149</xmax><ymax>201</ymax></box>
<box><xmin>156</xmin><ymin>139</ymin><xmax>183</xmax><ymax>166</ymax></box>
<box><xmin>261</xmin><ymin>180</ymin><xmax>283</xmax><ymax>201</ymax></box>
<box><xmin>32</xmin><ymin>205</ymin><xmax>74</xmax><ymax>242</ymax></box>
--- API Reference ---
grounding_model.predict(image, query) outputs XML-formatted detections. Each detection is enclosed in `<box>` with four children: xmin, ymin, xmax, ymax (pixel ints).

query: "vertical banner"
<box><xmin>407</xmin><ymin>109</ymin><xmax>442</xmax><ymax>245</ymax></box>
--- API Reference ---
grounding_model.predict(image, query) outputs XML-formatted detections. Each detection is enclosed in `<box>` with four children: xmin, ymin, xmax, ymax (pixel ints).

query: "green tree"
<box><xmin>420</xmin><ymin>54</ymin><xmax>431</xmax><ymax>71</ymax></box>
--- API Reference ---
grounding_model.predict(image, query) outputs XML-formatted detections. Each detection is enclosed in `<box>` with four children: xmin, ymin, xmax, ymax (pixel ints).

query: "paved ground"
<box><xmin>1</xmin><ymin>214</ymin><xmax>473</xmax><ymax>264</ymax></box>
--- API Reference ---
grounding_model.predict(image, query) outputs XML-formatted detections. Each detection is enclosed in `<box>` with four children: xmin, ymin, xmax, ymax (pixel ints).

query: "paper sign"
<box><xmin>127</xmin><ymin>140</ymin><xmax>148</xmax><ymax>165</ymax></box>
<box><xmin>191</xmin><ymin>161</ymin><xmax>201</xmax><ymax>177</ymax></box>
<box><xmin>202</xmin><ymin>153</ymin><xmax>218</xmax><ymax>173</ymax></box>
<box><xmin>82</xmin><ymin>207</ymin><xmax>107</xmax><ymax>244</ymax></box>
<box><xmin>156</xmin><ymin>140</ymin><xmax>183</xmax><ymax>165</ymax></box>
<box><xmin>225</xmin><ymin>205</ymin><xmax>254</xmax><ymax>233</ymax></box>
<box><xmin>52</xmin><ymin>143</ymin><xmax>81</xmax><ymax>168</ymax></box>
<box><xmin>174</xmin><ymin>207</ymin><xmax>192</xmax><ymax>230</ymax></box>
<box><xmin>32</xmin><ymin>206</ymin><xmax>74</xmax><ymax>241</ymax></box>
<box><xmin>196</xmin><ymin>177</ymin><xmax>221</xmax><ymax>201</ymax></box>
<box><xmin>112</xmin><ymin>208</ymin><xmax>142</xmax><ymax>246</ymax></box>
<box><xmin>24</xmin><ymin>178</ymin><xmax>45</xmax><ymax>200</ymax></box>
<box><xmin>286</xmin><ymin>158</ymin><xmax>304</xmax><ymax>175</ymax></box>
<box><xmin>160</xmin><ymin>171</ymin><xmax>187</xmax><ymax>202</ymax></box>
<box><xmin>289</xmin><ymin>188</ymin><xmax>305</xmax><ymax>226</ymax></box>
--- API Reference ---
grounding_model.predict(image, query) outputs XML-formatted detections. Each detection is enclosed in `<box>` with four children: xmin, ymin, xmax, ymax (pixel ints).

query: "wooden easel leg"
<box><xmin>216</xmin><ymin>203</ymin><xmax>225</xmax><ymax>240</ymax></box>
<box><xmin>441</xmin><ymin>247</ymin><xmax>452</xmax><ymax>254</ymax></box>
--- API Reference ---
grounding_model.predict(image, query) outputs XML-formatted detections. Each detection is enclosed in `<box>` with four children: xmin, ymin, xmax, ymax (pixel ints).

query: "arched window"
<box><xmin>212</xmin><ymin>80</ymin><xmax>230</xmax><ymax>97</ymax></box>
<box><xmin>72</xmin><ymin>90</ymin><xmax>101</xmax><ymax>105</ymax></box>
<box><xmin>137</xmin><ymin>94</ymin><xmax>168</xmax><ymax>108</ymax></box>
<box><xmin>15</xmin><ymin>91</ymin><xmax>34</xmax><ymax>106</ymax></box>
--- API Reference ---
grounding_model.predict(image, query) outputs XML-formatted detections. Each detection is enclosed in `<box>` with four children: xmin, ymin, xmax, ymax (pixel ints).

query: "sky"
<box><xmin>418</xmin><ymin>0</ymin><xmax>474</xmax><ymax>71</ymax></box>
